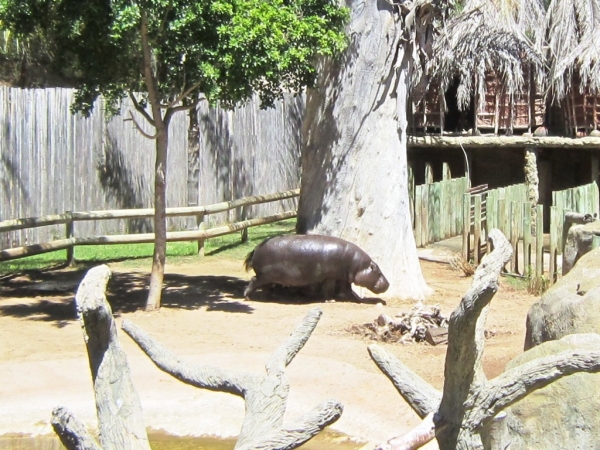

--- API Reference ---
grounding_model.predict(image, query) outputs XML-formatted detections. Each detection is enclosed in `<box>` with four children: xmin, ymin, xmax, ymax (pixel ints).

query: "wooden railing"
<box><xmin>0</xmin><ymin>189</ymin><xmax>300</xmax><ymax>263</ymax></box>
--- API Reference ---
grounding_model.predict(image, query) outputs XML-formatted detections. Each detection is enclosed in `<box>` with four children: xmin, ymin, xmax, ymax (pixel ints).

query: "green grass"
<box><xmin>0</xmin><ymin>219</ymin><xmax>296</xmax><ymax>275</ymax></box>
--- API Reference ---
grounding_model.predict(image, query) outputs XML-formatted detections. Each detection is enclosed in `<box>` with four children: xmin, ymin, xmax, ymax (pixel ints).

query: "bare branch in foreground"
<box><xmin>75</xmin><ymin>265</ymin><xmax>150</xmax><ymax>450</ymax></box>
<box><xmin>51</xmin><ymin>406</ymin><xmax>102</xmax><ymax>450</ymax></box>
<box><xmin>124</xmin><ymin>307</ymin><xmax>342</xmax><ymax>450</ymax></box>
<box><xmin>368</xmin><ymin>344</ymin><xmax>441</xmax><ymax>418</ymax></box>
<box><xmin>374</xmin><ymin>412</ymin><xmax>436</xmax><ymax>450</ymax></box>
<box><xmin>370</xmin><ymin>228</ymin><xmax>600</xmax><ymax>449</ymax></box>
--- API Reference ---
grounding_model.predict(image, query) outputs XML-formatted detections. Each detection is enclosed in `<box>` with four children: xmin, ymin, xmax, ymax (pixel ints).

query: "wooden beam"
<box><xmin>408</xmin><ymin>135</ymin><xmax>600</xmax><ymax>149</ymax></box>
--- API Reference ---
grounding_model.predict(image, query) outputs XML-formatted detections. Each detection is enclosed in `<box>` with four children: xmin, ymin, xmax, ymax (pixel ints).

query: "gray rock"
<box><xmin>488</xmin><ymin>334</ymin><xmax>600</xmax><ymax>450</ymax></box>
<box><xmin>525</xmin><ymin>247</ymin><xmax>600</xmax><ymax>350</ymax></box>
<box><xmin>563</xmin><ymin>221</ymin><xmax>600</xmax><ymax>275</ymax></box>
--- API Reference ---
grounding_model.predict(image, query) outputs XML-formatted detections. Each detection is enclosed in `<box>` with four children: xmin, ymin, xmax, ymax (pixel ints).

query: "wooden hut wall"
<box><xmin>476</xmin><ymin>69</ymin><xmax>544</xmax><ymax>135</ymax></box>
<box><xmin>563</xmin><ymin>73</ymin><xmax>600</xmax><ymax>136</ymax></box>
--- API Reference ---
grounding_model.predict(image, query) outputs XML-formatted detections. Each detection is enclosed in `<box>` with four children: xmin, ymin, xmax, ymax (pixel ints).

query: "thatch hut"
<box><xmin>408</xmin><ymin>0</ymin><xmax>600</xmax><ymax>234</ymax></box>
<box><xmin>410</xmin><ymin>0</ymin><xmax>547</xmax><ymax>136</ymax></box>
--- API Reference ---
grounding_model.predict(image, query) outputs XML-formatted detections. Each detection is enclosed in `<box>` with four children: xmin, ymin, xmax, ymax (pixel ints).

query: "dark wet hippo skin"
<box><xmin>243</xmin><ymin>235</ymin><xmax>389</xmax><ymax>299</ymax></box>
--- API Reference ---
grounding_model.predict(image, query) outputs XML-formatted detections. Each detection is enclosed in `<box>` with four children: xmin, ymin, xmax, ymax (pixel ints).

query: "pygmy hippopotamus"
<box><xmin>243</xmin><ymin>234</ymin><xmax>389</xmax><ymax>300</ymax></box>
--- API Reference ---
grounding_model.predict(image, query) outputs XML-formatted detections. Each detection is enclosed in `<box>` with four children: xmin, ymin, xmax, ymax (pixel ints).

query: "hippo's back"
<box><xmin>250</xmin><ymin>234</ymin><xmax>366</xmax><ymax>286</ymax></box>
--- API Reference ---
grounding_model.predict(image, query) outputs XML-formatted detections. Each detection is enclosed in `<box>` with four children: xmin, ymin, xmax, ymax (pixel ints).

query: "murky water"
<box><xmin>0</xmin><ymin>429</ymin><xmax>366</xmax><ymax>449</ymax></box>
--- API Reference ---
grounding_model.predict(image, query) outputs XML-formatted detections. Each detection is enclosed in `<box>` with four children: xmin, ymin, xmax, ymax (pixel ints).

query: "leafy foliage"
<box><xmin>0</xmin><ymin>0</ymin><xmax>348</xmax><ymax>113</ymax></box>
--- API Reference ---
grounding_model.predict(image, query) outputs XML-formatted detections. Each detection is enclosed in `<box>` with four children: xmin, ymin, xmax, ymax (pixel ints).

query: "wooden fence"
<box><xmin>0</xmin><ymin>87</ymin><xmax>302</xmax><ymax>248</ymax></box>
<box><xmin>414</xmin><ymin>177</ymin><xmax>469</xmax><ymax>247</ymax></box>
<box><xmin>0</xmin><ymin>189</ymin><xmax>299</xmax><ymax>263</ymax></box>
<box><xmin>463</xmin><ymin>182</ymin><xmax>600</xmax><ymax>285</ymax></box>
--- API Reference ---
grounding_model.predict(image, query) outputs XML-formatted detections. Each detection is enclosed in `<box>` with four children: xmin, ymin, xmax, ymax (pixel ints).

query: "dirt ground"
<box><xmin>0</xmin><ymin>254</ymin><xmax>539</xmax><ymax>448</ymax></box>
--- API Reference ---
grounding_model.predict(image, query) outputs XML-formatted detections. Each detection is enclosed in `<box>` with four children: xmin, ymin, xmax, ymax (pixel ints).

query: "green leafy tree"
<box><xmin>1</xmin><ymin>0</ymin><xmax>347</xmax><ymax>310</ymax></box>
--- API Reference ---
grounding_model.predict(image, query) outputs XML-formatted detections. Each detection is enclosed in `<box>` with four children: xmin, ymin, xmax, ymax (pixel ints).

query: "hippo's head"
<box><xmin>354</xmin><ymin>261</ymin><xmax>389</xmax><ymax>294</ymax></box>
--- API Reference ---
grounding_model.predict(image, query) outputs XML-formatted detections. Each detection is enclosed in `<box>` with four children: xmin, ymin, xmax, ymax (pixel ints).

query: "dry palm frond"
<box><xmin>423</xmin><ymin>0</ymin><xmax>546</xmax><ymax>110</ymax></box>
<box><xmin>546</xmin><ymin>0</ymin><xmax>600</xmax><ymax>99</ymax></box>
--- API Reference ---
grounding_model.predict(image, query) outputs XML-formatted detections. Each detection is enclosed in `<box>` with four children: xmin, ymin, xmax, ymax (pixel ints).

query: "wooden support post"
<box><xmin>536</xmin><ymin>204</ymin><xmax>544</xmax><ymax>280</ymax></box>
<box><xmin>549</xmin><ymin>206</ymin><xmax>559</xmax><ymax>285</ymax></box>
<box><xmin>473</xmin><ymin>195</ymin><xmax>482</xmax><ymax>265</ymax></box>
<box><xmin>196</xmin><ymin>213</ymin><xmax>206</xmax><ymax>256</ymax></box>
<box><xmin>591</xmin><ymin>153</ymin><xmax>599</xmax><ymax>187</ymax></box>
<box><xmin>65</xmin><ymin>211</ymin><xmax>74</xmax><ymax>266</ymax></box>
<box><xmin>442</xmin><ymin>162</ymin><xmax>451</xmax><ymax>181</ymax></box>
<box><xmin>462</xmin><ymin>193</ymin><xmax>471</xmax><ymax>262</ymax></box>
<box><xmin>425</xmin><ymin>163</ymin><xmax>434</xmax><ymax>184</ymax></box>
<box><xmin>523</xmin><ymin>203</ymin><xmax>532</xmax><ymax>277</ymax></box>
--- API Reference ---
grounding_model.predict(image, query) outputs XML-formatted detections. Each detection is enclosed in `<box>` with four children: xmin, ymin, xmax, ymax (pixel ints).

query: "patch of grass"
<box><xmin>0</xmin><ymin>219</ymin><xmax>296</xmax><ymax>275</ymax></box>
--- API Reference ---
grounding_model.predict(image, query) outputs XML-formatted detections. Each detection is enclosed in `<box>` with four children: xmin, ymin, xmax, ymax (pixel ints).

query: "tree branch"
<box><xmin>465</xmin><ymin>350</ymin><xmax>600</xmax><ymax>428</ymax></box>
<box><xmin>375</xmin><ymin>412</ymin><xmax>437</xmax><ymax>450</ymax></box>
<box><xmin>163</xmin><ymin>102</ymin><xmax>196</xmax><ymax>125</ymax></box>
<box><xmin>368</xmin><ymin>344</ymin><xmax>441</xmax><ymax>418</ymax></box>
<box><xmin>266</xmin><ymin>308</ymin><xmax>322</xmax><ymax>376</ymax></box>
<box><xmin>127</xmin><ymin>92</ymin><xmax>155</xmax><ymax>127</ymax></box>
<box><xmin>121</xmin><ymin>319</ymin><xmax>249</xmax><ymax>397</ymax></box>
<box><xmin>237</xmin><ymin>399</ymin><xmax>343</xmax><ymax>450</ymax></box>
<box><xmin>124</xmin><ymin>110</ymin><xmax>158</xmax><ymax>139</ymax></box>
<box><xmin>123</xmin><ymin>307</ymin><xmax>339</xmax><ymax>450</ymax></box>
<box><xmin>75</xmin><ymin>265</ymin><xmax>150</xmax><ymax>450</ymax></box>
<box><xmin>51</xmin><ymin>406</ymin><xmax>102</xmax><ymax>450</ymax></box>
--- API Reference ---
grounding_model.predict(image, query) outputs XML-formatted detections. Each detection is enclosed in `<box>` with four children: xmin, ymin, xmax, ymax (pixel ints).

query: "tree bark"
<box><xmin>51</xmin><ymin>406</ymin><xmax>102</xmax><ymax>450</ymax></box>
<box><xmin>367</xmin><ymin>229</ymin><xmax>600</xmax><ymax>450</ymax></box>
<box><xmin>122</xmin><ymin>307</ymin><xmax>342</xmax><ymax>449</ymax></box>
<box><xmin>297</xmin><ymin>0</ymin><xmax>430</xmax><ymax>300</ymax></box>
<box><xmin>73</xmin><ymin>265</ymin><xmax>150</xmax><ymax>450</ymax></box>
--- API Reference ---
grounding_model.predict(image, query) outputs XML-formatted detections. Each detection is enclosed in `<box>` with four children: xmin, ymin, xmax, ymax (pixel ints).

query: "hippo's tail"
<box><xmin>243</xmin><ymin>250</ymin><xmax>255</xmax><ymax>272</ymax></box>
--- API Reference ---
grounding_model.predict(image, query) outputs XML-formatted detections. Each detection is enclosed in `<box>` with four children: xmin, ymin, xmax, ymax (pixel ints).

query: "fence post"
<box><xmin>196</xmin><ymin>213</ymin><xmax>205</xmax><ymax>256</ymax></box>
<box><xmin>65</xmin><ymin>211</ymin><xmax>74</xmax><ymax>266</ymax></box>
<box><xmin>462</xmin><ymin>193</ymin><xmax>471</xmax><ymax>262</ymax></box>
<box><xmin>510</xmin><ymin>201</ymin><xmax>519</xmax><ymax>274</ymax></box>
<box><xmin>240</xmin><ymin>206</ymin><xmax>249</xmax><ymax>243</ymax></box>
<box><xmin>473</xmin><ymin>195</ymin><xmax>482</xmax><ymax>265</ymax></box>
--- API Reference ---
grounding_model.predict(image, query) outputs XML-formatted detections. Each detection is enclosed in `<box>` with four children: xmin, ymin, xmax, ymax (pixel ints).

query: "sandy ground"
<box><xmin>0</xmin><ymin>252</ymin><xmax>539</xmax><ymax>448</ymax></box>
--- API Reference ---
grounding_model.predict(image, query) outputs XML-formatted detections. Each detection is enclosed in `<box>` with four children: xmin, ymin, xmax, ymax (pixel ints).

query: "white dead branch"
<box><xmin>369</xmin><ymin>229</ymin><xmax>600</xmax><ymax>450</ymax></box>
<box><xmin>52</xmin><ymin>265</ymin><xmax>342</xmax><ymax>450</ymax></box>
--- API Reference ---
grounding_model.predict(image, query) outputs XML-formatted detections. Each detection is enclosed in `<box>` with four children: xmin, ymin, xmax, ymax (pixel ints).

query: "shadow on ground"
<box><xmin>0</xmin><ymin>264</ymin><xmax>385</xmax><ymax>327</ymax></box>
<box><xmin>0</xmin><ymin>266</ymin><xmax>252</xmax><ymax>326</ymax></box>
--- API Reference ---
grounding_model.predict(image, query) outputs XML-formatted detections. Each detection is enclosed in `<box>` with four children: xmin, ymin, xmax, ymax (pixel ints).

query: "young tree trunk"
<box><xmin>146</xmin><ymin>126</ymin><xmax>168</xmax><ymax>311</ymax></box>
<box><xmin>141</xmin><ymin>10</ymin><xmax>168</xmax><ymax>311</ymax></box>
<box><xmin>297</xmin><ymin>0</ymin><xmax>430</xmax><ymax>300</ymax></box>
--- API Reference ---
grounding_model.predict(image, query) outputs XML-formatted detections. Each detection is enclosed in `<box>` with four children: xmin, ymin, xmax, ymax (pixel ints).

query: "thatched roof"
<box><xmin>546</xmin><ymin>0</ymin><xmax>600</xmax><ymax>98</ymax></box>
<box><xmin>424</xmin><ymin>0</ymin><xmax>600</xmax><ymax>109</ymax></box>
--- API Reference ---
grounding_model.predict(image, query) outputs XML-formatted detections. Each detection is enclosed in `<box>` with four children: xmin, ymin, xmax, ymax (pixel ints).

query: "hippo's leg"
<box><xmin>244</xmin><ymin>276</ymin><xmax>272</xmax><ymax>300</ymax></box>
<box><xmin>319</xmin><ymin>279</ymin><xmax>337</xmax><ymax>300</ymax></box>
<box><xmin>334</xmin><ymin>281</ymin><xmax>362</xmax><ymax>301</ymax></box>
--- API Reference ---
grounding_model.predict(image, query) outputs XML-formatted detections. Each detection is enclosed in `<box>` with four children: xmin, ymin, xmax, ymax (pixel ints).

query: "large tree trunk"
<box><xmin>297</xmin><ymin>0</ymin><xmax>430</xmax><ymax>300</ymax></box>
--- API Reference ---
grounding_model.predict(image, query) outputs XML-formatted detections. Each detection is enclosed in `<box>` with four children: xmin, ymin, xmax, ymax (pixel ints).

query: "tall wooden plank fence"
<box><xmin>414</xmin><ymin>177</ymin><xmax>468</xmax><ymax>247</ymax></box>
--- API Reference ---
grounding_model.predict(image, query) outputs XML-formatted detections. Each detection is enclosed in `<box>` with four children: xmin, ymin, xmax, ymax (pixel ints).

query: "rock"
<box><xmin>525</xmin><ymin>247</ymin><xmax>600</xmax><ymax>350</ymax></box>
<box><xmin>563</xmin><ymin>221</ymin><xmax>600</xmax><ymax>275</ymax></box>
<box><xmin>487</xmin><ymin>334</ymin><xmax>600</xmax><ymax>450</ymax></box>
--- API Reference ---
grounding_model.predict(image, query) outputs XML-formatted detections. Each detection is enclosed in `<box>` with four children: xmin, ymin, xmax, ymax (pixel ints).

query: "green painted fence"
<box><xmin>414</xmin><ymin>177</ymin><xmax>469</xmax><ymax>247</ymax></box>
<box><xmin>463</xmin><ymin>181</ymin><xmax>600</xmax><ymax>286</ymax></box>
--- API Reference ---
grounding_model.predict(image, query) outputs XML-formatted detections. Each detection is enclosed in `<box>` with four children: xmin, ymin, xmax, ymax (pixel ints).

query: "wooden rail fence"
<box><xmin>463</xmin><ymin>182</ymin><xmax>600</xmax><ymax>285</ymax></box>
<box><xmin>0</xmin><ymin>189</ymin><xmax>300</xmax><ymax>263</ymax></box>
